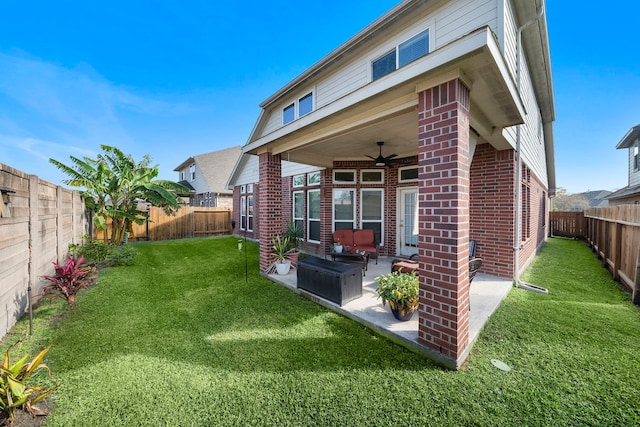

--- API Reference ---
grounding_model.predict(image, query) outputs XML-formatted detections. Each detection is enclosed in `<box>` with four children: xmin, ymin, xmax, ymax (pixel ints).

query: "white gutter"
<box><xmin>514</xmin><ymin>1</ymin><xmax>547</xmax><ymax>293</ymax></box>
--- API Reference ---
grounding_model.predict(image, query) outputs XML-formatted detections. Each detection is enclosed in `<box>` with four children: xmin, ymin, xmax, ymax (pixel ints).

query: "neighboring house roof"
<box><xmin>177</xmin><ymin>180</ymin><xmax>195</xmax><ymax>192</ymax></box>
<box><xmin>607</xmin><ymin>184</ymin><xmax>640</xmax><ymax>202</ymax></box>
<box><xmin>174</xmin><ymin>146</ymin><xmax>242</xmax><ymax>194</ymax></box>
<box><xmin>616</xmin><ymin>124</ymin><xmax>640</xmax><ymax>149</ymax></box>
<box><xmin>582</xmin><ymin>190</ymin><xmax>611</xmax><ymax>208</ymax></box>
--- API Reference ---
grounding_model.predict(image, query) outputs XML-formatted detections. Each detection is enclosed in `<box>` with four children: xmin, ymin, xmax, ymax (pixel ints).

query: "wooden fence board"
<box><xmin>95</xmin><ymin>207</ymin><xmax>232</xmax><ymax>242</ymax></box>
<box><xmin>580</xmin><ymin>206</ymin><xmax>640</xmax><ymax>300</ymax></box>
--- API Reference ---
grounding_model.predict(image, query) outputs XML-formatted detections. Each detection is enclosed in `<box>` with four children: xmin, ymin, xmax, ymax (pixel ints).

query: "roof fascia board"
<box><xmin>616</xmin><ymin>125</ymin><xmax>640</xmax><ymax>149</ymax></box>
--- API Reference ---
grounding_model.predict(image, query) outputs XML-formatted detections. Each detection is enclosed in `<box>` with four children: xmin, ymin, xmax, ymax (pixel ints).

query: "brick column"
<box><xmin>258</xmin><ymin>152</ymin><xmax>282</xmax><ymax>272</ymax></box>
<box><xmin>417</xmin><ymin>79</ymin><xmax>471</xmax><ymax>363</ymax></box>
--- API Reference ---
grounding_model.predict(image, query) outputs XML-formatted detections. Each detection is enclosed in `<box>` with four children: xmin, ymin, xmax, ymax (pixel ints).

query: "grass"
<box><xmin>3</xmin><ymin>236</ymin><xmax>640</xmax><ymax>426</ymax></box>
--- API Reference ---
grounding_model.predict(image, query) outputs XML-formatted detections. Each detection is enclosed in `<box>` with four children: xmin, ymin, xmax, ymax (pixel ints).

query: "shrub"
<box><xmin>0</xmin><ymin>340</ymin><xmax>57</xmax><ymax>422</ymax></box>
<box><xmin>42</xmin><ymin>256</ymin><xmax>97</xmax><ymax>308</ymax></box>
<box><xmin>68</xmin><ymin>235</ymin><xmax>137</xmax><ymax>267</ymax></box>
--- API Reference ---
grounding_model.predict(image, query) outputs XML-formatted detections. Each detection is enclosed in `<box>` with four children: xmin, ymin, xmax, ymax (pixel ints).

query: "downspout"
<box><xmin>514</xmin><ymin>2</ymin><xmax>544</xmax><ymax>289</ymax></box>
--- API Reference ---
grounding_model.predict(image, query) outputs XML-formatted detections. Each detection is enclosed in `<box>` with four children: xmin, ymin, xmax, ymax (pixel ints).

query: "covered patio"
<box><xmin>269</xmin><ymin>257</ymin><xmax>512</xmax><ymax>367</ymax></box>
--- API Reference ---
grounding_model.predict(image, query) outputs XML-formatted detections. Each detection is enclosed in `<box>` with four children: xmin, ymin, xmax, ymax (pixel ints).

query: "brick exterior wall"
<box><xmin>469</xmin><ymin>144</ymin><xmax>516</xmax><ymax>278</ymax></box>
<box><xmin>258</xmin><ymin>152</ymin><xmax>282</xmax><ymax>272</ymax></box>
<box><xmin>416</xmin><ymin>79</ymin><xmax>471</xmax><ymax>362</ymax></box>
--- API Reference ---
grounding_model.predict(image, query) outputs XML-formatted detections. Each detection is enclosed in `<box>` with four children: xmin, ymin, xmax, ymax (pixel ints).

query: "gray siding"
<box><xmin>256</xmin><ymin>0</ymin><xmax>500</xmax><ymax>141</ymax></box>
<box><xmin>630</xmin><ymin>139</ymin><xmax>640</xmax><ymax>187</ymax></box>
<box><xmin>501</xmin><ymin>0</ymin><xmax>548</xmax><ymax>188</ymax></box>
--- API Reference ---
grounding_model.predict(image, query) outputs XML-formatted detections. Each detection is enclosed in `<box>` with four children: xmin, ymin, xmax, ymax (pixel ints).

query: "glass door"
<box><xmin>398</xmin><ymin>188</ymin><xmax>418</xmax><ymax>257</ymax></box>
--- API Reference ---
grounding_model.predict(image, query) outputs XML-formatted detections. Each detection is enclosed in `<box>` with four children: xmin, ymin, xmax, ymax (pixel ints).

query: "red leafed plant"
<box><xmin>42</xmin><ymin>256</ymin><xmax>97</xmax><ymax>308</ymax></box>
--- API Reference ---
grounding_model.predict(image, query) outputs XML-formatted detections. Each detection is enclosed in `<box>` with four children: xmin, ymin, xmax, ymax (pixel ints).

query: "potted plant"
<box><xmin>271</xmin><ymin>235</ymin><xmax>293</xmax><ymax>275</ymax></box>
<box><xmin>283</xmin><ymin>221</ymin><xmax>303</xmax><ymax>268</ymax></box>
<box><xmin>374</xmin><ymin>270</ymin><xmax>419</xmax><ymax>321</ymax></box>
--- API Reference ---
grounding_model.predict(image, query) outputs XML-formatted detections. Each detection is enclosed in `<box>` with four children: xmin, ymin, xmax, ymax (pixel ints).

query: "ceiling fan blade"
<box><xmin>386</xmin><ymin>154</ymin><xmax>398</xmax><ymax>159</ymax></box>
<box><xmin>366</xmin><ymin>155</ymin><xmax>377</xmax><ymax>161</ymax></box>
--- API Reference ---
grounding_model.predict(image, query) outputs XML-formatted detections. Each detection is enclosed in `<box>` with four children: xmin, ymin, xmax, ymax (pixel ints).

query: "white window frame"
<box><xmin>247</xmin><ymin>183</ymin><xmax>254</xmax><ymax>193</ymax></box>
<box><xmin>247</xmin><ymin>195</ymin><xmax>254</xmax><ymax>232</ymax></box>
<box><xmin>240</xmin><ymin>185</ymin><xmax>246</xmax><ymax>194</ymax></box>
<box><xmin>333</xmin><ymin>170</ymin><xmax>356</xmax><ymax>184</ymax></box>
<box><xmin>371</xmin><ymin>27</ymin><xmax>431</xmax><ymax>81</ymax></box>
<box><xmin>360</xmin><ymin>189</ymin><xmax>384</xmax><ymax>246</ymax></box>
<box><xmin>333</xmin><ymin>189</ymin><xmax>356</xmax><ymax>232</ymax></box>
<box><xmin>240</xmin><ymin>195</ymin><xmax>246</xmax><ymax>230</ymax></box>
<box><xmin>398</xmin><ymin>166</ymin><xmax>419</xmax><ymax>183</ymax></box>
<box><xmin>307</xmin><ymin>171</ymin><xmax>321</xmax><ymax>186</ymax></box>
<box><xmin>283</xmin><ymin>103</ymin><xmax>295</xmax><ymax>125</ymax></box>
<box><xmin>282</xmin><ymin>90</ymin><xmax>315</xmax><ymax>125</ymax></box>
<box><xmin>293</xmin><ymin>190</ymin><xmax>305</xmax><ymax>240</ymax></box>
<box><xmin>189</xmin><ymin>164</ymin><xmax>196</xmax><ymax>181</ymax></box>
<box><xmin>360</xmin><ymin>169</ymin><xmax>384</xmax><ymax>184</ymax></box>
<box><xmin>293</xmin><ymin>174</ymin><xmax>305</xmax><ymax>187</ymax></box>
<box><xmin>307</xmin><ymin>189</ymin><xmax>321</xmax><ymax>243</ymax></box>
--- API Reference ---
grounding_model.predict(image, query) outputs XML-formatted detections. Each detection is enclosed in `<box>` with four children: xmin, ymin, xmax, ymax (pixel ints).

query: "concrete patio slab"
<box><xmin>268</xmin><ymin>257</ymin><xmax>512</xmax><ymax>368</ymax></box>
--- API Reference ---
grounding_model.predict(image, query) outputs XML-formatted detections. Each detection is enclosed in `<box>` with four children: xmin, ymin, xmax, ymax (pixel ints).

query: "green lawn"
<box><xmin>4</xmin><ymin>236</ymin><xmax>640</xmax><ymax>426</ymax></box>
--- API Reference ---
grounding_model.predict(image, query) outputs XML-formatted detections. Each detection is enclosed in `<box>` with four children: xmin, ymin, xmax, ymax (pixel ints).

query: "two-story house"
<box><xmin>174</xmin><ymin>146</ymin><xmax>241</xmax><ymax>208</ymax></box>
<box><xmin>228</xmin><ymin>0</ymin><xmax>555</xmax><ymax>367</ymax></box>
<box><xmin>607</xmin><ymin>124</ymin><xmax>640</xmax><ymax>205</ymax></box>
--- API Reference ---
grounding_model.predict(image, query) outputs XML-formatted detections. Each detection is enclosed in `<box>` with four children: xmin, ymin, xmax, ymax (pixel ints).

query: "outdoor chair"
<box><xmin>390</xmin><ymin>240</ymin><xmax>478</xmax><ymax>276</ymax></box>
<box><xmin>390</xmin><ymin>253</ymin><xmax>419</xmax><ymax>275</ymax></box>
<box><xmin>469</xmin><ymin>258</ymin><xmax>483</xmax><ymax>283</ymax></box>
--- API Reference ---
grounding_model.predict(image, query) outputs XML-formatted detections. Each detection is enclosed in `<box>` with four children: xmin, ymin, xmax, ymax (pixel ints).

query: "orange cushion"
<box><xmin>333</xmin><ymin>229</ymin><xmax>354</xmax><ymax>246</ymax></box>
<box><xmin>353</xmin><ymin>229</ymin><xmax>374</xmax><ymax>246</ymax></box>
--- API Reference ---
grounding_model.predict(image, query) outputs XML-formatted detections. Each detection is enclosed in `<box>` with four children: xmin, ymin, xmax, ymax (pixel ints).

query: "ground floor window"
<box><xmin>361</xmin><ymin>189</ymin><xmax>383</xmax><ymax>244</ymax></box>
<box><xmin>293</xmin><ymin>191</ymin><xmax>304</xmax><ymax>236</ymax></box>
<box><xmin>333</xmin><ymin>189</ymin><xmax>355</xmax><ymax>231</ymax></box>
<box><xmin>240</xmin><ymin>196</ymin><xmax>246</xmax><ymax>230</ymax></box>
<box><xmin>308</xmin><ymin>189</ymin><xmax>320</xmax><ymax>242</ymax></box>
<box><xmin>247</xmin><ymin>195</ymin><xmax>254</xmax><ymax>231</ymax></box>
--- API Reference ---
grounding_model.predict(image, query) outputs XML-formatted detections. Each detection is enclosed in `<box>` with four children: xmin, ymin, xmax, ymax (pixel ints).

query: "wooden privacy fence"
<box><xmin>94</xmin><ymin>207</ymin><xmax>232</xmax><ymax>241</ymax></box>
<box><xmin>583</xmin><ymin>206</ymin><xmax>640</xmax><ymax>304</ymax></box>
<box><xmin>550</xmin><ymin>211</ymin><xmax>585</xmax><ymax>238</ymax></box>
<box><xmin>0</xmin><ymin>163</ymin><xmax>88</xmax><ymax>338</ymax></box>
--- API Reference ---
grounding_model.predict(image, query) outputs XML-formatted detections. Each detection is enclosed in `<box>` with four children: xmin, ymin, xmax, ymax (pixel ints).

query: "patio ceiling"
<box><xmin>248</xmin><ymin>28</ymin><xmax>524</xmax><ymax>169</ymax></box>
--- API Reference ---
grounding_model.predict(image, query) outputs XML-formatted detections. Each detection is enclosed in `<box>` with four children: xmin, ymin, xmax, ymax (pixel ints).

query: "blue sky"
<box><xmin>1</xmin><ymin>1</ymin><xmax>638</xmax><ymax>194</ymax></box>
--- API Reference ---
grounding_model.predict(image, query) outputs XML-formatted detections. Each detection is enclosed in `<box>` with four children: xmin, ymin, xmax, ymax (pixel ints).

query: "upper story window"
<box><xmin>283</xmin><ymin>103</ymin><xmax>295</xmax><ymax>125</ymax></box>
<box><xmin>282</xmin><ymin>92</ymin><xmax>314</xmax><ymax>125</ymax></box>
<box><xmin>189</xmin><ymin>164</ymin><xmax>196</xmax><ymax>181</ymax></box>
<box><xmin>372</xmin><ymin>28</ymin><xmax>430</xmax><ymax>81</ymax></box>
<box><xmin>299</xmin><ymin>93</ymin><xmax>313</xmax><ymax>117</ymax></box>
<box><xmin>634</xmin><ymin>142</ymin><xmax>639</xmax><ymax>171</ymax></box>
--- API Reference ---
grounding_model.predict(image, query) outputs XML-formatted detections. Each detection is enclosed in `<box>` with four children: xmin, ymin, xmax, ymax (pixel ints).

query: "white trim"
<box><xmin>396</xmin><ymin>186</ymin><xmax>419</xmax><ymax>257</ymax></box>
<box><xmin>360</xmin><ymin>169</ymin><xmax>384</xmax><ymax>184</ymax></box>
<box><xmin>333</xmin><ymin>169</ymin><xmax>357</xmax><ymax>184</ymax></box>
<box><xmin>240</xmin><ymin>195</ymin><xmax>246</xmax><ymax>231</ymax></box>
<box><xmin>247</xmin><ymin>195</ymin><xmax>254</xmax><ymax>232</ymax></box>
<box><xmin>307</xmin><ymin>171</ymin><xmax>321</xmax><ymax>186</ymax></box>
<box><xmin>360</xmin><ymin>188</ymin><xmax>384</xmax><ymax>246</ymax></box>
<box><xmin>398</xmin><ymin>166</ymin><xmax>419</xmax><ymax>183</ymax></box>
<box><xmin>293</xmin><ymin>174</ymin><xmax>305</xmax><ymax>187</ymax></box>
<box><xmin>332</xmin><ymin>188</ymin><xmax>356</xmax><ymax>231</ymax></box>
<box><xmin>307</xmin><ymin>188</ymin><xmax>321</xmax><ymax>243</ymax></box>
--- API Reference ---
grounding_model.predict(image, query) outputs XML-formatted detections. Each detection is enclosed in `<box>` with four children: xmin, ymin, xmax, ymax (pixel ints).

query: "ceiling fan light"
<box><xmin>375</xmin><ymin>160</ymin><xmax>386</xmax><ymax>166</ymax></box>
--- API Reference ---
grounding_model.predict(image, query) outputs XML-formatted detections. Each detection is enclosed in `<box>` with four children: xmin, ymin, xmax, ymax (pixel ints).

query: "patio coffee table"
<box><xmin>329</xmin><ymin>250</ymin><xmax>369</xmax><ymax>276</ymax></box>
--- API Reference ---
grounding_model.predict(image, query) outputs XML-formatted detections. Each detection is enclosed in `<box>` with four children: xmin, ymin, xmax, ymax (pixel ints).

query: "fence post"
<box><xmin>27</xmin><ymin>175</ymin><xmax>40</xmax><ymax>335</ymax></box>
<box><xmin>633</xmin><ymin>250</ymin><xmax>640</xmax><ymax>305</ymax></box>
